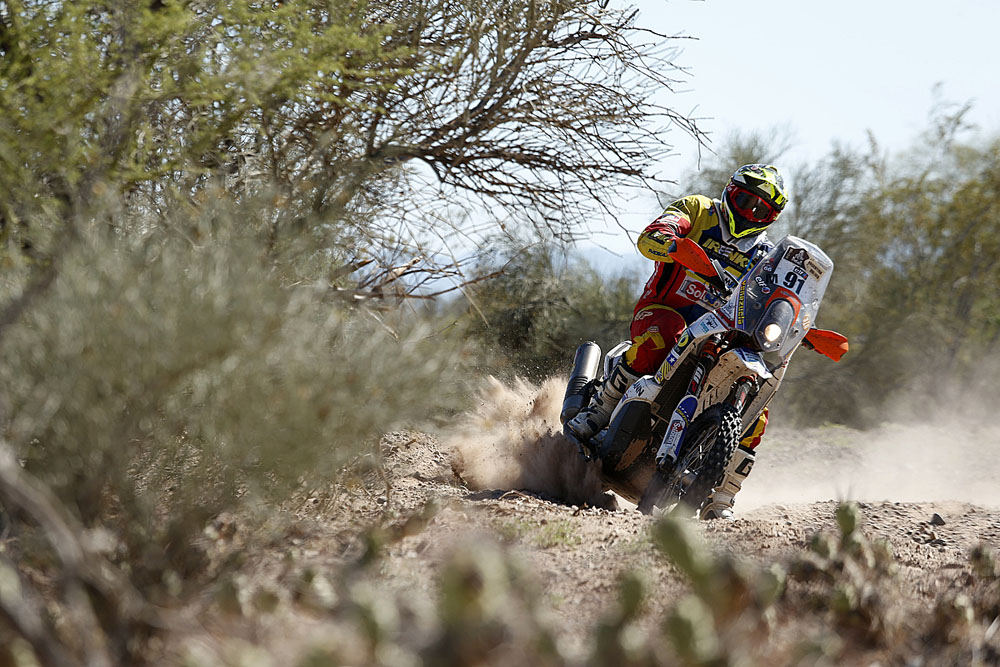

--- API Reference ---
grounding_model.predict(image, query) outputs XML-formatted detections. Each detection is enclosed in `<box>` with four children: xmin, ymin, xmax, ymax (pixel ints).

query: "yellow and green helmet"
<box><xmin>720</xmin><ymin>164</ymin><xmax>789</xmax><ymax>239</ymax></box>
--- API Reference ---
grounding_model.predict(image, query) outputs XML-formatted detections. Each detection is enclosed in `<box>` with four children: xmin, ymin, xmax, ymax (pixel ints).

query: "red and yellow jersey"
<box><xmin>635</xmin><ymin>194</ymin><xmax>773</xmax><ymax>320</ymax></box>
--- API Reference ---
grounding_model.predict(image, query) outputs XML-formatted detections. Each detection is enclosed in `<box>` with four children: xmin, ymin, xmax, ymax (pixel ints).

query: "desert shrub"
<box><xmin>463</xmin><ymin>238</ymin><xmax>642</xmax><ymax>381</ymax></box>
<box><xmin>1</xmin><ymin>222</ymin><xmax>464</xmax><ymax>585</ymax></box>
<box><xmin>925</xmin><ymin>544</ymin><xmax>1000</xmax><ymax>662</ymax></box>
<box><xmin>650</xmin><ymin>515</ymin><xmax>786</xmax><ymax>666</ymax></box>
<box><xmin>0</xmin><ymin>214</ymin><xmax>468</xmax><ymax>665</ymax></box>
<box><xmin>786</xmin><ymin>502</ymin><xmax>900</xmax><ymax>649</ymax></box>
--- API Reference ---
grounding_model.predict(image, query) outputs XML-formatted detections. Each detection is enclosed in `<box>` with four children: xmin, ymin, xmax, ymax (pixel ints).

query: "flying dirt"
<box><xmin>431</xmin><ymin>375</ymin><xmax>1000</xmax><ymax>663</ymax></box>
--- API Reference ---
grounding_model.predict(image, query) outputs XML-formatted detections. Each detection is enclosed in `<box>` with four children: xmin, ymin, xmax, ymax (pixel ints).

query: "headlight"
<box><xmin>754</xmin><ymin>299</ymin><xmax>796</xmax><ymax>352</ymax></box>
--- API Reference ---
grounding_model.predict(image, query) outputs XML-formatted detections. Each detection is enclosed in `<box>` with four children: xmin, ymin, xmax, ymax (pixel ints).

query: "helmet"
<box><xmin>719</xmin><ymin>164</ymin><xmax>789</xmax><ymax>239</ymax></box>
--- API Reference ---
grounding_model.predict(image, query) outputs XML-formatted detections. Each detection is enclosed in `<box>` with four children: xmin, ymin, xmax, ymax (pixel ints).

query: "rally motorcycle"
<box><xmin>560</xmin><ymin>235</ymin><xmax>848</xmax><ymax>515</ymax></box>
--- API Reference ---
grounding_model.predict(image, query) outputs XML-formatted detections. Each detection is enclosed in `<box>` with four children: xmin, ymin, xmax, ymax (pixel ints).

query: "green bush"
<box><xmin>0</xmin><ymin>222</ymin><xmax>464</xmax><ymax>600</ymax></box>
<box><xmin>463</xmin><ymin>238</ymin><xmax>642</xmax><ymax>380</ymax></box>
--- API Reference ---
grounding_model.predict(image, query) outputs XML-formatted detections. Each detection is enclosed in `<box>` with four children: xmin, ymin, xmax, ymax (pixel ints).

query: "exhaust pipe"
<box><xmin>560</xmin><ymin>341</ymin><xmax>602</xmax><ymax>424</ymax></box>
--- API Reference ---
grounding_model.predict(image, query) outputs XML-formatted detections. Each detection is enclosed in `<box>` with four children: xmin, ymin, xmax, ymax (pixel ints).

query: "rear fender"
<box><xmin>599</xmin><ymin>400</ymin><xmax>654</xmax><ymax>473</ymax></box>
<box><xmin>611</xmin><ymin>375</ymin><xmax>660</xmax><ymax>415</ymax></box>
<box><xmin>599</xmin><ymin>375</ymin><xmax>661</xmax><ymax>477</ymax></box>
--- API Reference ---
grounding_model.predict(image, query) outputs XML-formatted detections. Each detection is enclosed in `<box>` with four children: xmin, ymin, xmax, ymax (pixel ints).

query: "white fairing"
<box><xmin>619</xmin><ymin>375</ymin><xmax>661</xmax><ymax>405</ymax></box>
<box><xmin>738</xmin><ymin>237</ymin><xmax>834</xmax><ymax>359</ymax></box>
<box><xmin>698</xmin><ymin>350</ymin><xmax>783</xmax><ymax>423</ymax></box>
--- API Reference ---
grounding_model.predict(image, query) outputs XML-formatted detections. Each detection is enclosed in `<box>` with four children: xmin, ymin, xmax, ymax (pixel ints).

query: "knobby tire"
<box><xmin>638</xmin><ymin>404</ymin><xmax>741</xmax><ymax>516</ymax></box>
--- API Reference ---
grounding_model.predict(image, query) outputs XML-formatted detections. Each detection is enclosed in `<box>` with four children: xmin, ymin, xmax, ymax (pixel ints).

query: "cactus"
<box><xmin>787</xmin><ymin>503</ymin><xmax>900</xmax><ymax>646</ymax></box>
<box><xmin>650</xmin><ymin>515</ymin><xmax>788</xmax><ymax>665</ymax></box>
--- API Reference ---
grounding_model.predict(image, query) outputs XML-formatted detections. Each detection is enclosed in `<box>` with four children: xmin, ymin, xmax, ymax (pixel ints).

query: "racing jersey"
<box><xmin>635</xmin><ymin>194</ymin><xmax>774</xmax><ymax>322</ymax></box>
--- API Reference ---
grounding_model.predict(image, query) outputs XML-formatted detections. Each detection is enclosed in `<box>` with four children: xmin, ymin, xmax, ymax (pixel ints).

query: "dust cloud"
<box><xmin>442</xmin><ymin>376</ymin><xmax>1000</xmax><ymax>514</ymax></box>
<box><xmin>740</xmin><ymin>418</ymin><xmax>1000</xmax><ymax>511</ymax></box>
<box><xmin>442</xmin><ymin>376</ymin><xmax>616</xmax><ymax>508</ymax></box>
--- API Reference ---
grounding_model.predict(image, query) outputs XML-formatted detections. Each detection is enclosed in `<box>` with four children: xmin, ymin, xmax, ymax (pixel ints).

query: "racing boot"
<box><xmin>700</xmin><ymin>444</ymin><xmax>756</xmax><ymax>521</ymax></box>
<box><xmin>564</xmin><ymin>360</ymin><xmax>641</xmax><ymax>453</ymax></box>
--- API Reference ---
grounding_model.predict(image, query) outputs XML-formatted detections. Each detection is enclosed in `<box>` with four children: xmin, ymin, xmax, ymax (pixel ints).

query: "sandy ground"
<box><xmin>432</xmin><ymin>377</ymin><xmax>1000</xmax><ymax>662</ymax></box>
<box><xmin>172</xmin><ymin>376</ymin><xmax>1000</xmax><ymax>666</ymax></box>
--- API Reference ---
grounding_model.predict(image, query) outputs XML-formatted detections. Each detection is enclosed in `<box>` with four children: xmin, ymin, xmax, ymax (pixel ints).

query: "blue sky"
<box><xmin>583</xmin><ymin>0</ymin><xmax>1000</xmax><ymax>266</ymax></box>
<box><xmin>650</xmin><ymin>0</ymin><xmax>1000</xmax><ymax>163</ymax></box>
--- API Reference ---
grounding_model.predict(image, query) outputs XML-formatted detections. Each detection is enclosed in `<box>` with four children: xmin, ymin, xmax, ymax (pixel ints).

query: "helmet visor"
<box><xmin>727</xmin><ymin>185</ymin><xmax>779</xmax><ymax>225</ymax></box>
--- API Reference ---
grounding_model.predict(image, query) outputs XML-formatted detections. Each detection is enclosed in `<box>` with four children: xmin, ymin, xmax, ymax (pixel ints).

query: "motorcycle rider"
<box><xmin>565</xmin><ymin>164</ymin><xmax>790</xmax><ymax>520</ymax></box>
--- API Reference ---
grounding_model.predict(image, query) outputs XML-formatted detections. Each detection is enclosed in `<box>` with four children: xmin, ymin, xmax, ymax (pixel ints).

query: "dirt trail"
<box><xmin>201</xmin><ymin>377</ymin><xmax>1000</xmax><ymax>665</ymax></box>
<box><xmin>416</xmin><ymin>376</ymin><xmax>1000</xmax><ymax>661</ymax></box>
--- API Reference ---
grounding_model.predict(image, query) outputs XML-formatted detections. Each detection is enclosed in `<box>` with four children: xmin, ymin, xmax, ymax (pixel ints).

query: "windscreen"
<box><xmin>741</xmin><ymin>236</ymin><xmax>834</xmax><ymax>356</ymax></box>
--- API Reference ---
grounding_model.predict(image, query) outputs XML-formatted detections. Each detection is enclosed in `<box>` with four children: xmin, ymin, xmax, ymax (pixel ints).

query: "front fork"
<box><xmin>653</xmin><ymin>339</ymin><xmax>721</xmax><ymax>469</ymax></box>
<box><xmin>653</xmin><ymin>342</ymin><xmax>761</xmax><ymax>470</ymax></box>
<box><xmin>727</xmin><ymin>376</ymin><xmax>759</xmax><ymax>414</ymax></box>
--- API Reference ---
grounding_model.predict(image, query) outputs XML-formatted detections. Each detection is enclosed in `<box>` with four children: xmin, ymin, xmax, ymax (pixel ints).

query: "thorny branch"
<box><xmin>133</xmin><ymin>0</ymin><xmax>703</xmax><ymax>293</ymax></box>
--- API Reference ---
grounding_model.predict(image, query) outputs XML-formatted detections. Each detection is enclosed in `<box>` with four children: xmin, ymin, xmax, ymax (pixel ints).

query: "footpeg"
<box><xmin>563</xmin><ymin>424</ymin><xmax>599</xmax><ymax>461</ymax></box>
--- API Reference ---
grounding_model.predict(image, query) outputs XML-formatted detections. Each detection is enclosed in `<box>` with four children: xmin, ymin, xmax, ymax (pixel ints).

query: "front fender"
<box><xmin>731</xmin><ymin>348</ymin><xmax>772</xmax><ymax>380</ymax></box>
<box><xmin>698</xmin><ymin>347</ymin><xmax>776</xmax><ymax>416</ymax></box>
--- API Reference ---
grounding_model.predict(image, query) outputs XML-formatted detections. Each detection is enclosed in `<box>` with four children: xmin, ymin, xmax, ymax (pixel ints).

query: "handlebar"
<box><xmin>668</xmin><ymin>237</ymin><xmax>731</xmax><ymax>294</ymax></box>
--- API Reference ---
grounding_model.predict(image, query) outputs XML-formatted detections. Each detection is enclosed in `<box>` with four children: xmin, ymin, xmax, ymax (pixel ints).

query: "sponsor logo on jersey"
<box><xmin>677</xmin><ymin>276</ymin><xmax>708</xmax><ymax>302</ymax></box>
<box><xmin>701</xmin><ymin>237</ymin><xmax>753</xmax><ymax>269</ymax></box>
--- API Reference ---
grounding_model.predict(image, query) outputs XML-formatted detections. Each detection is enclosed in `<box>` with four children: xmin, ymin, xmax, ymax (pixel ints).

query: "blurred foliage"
<box><xmin>1</xmin><ymin>220</ymin><xmax>462</xmax><ymax>594</ymax></box>
<box><xmin>0</xmin><ymin>219</ymin><xmax>465</xmax><ymax>666</ymax></box>
<box><xmin>787</xmin><ymin>502</ymin><xmax>900</xmax><ymax>646</ymax></box>
<box><xmin>0</xmin><ymin>0</ymin><xmax>706</xmax><ymax>661</ymax></box>
<box><xmin>651</xmin><ymin>515</ymin><xmax>786</xmax><ymax>666</ymax></box>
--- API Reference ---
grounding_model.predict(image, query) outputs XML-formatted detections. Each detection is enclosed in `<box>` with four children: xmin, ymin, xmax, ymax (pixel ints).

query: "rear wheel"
<box><xmin>637</xmin><ymin>404</ymin><xmax>741</xmax><ymax>515</ymax></box>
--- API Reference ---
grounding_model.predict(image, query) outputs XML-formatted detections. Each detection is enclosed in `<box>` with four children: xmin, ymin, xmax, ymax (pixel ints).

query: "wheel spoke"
<box><xmin>639</xmin><ymin>404</ymin><xmax>741</xmax><ymax>516</ymax></box>
<box><xmin>667</xmin><ymin>425</ymin><xmax>721</xmax><ymax>499</ymax></box>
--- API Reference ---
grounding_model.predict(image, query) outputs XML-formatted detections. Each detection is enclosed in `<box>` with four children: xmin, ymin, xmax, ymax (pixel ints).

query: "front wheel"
<box><xmin>637</xmin><ymin>404</ymin><xmax>741</xmax><ymax>515</ymax></box>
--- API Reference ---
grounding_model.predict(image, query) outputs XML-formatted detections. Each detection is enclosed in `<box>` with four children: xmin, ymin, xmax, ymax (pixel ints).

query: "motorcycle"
<box><xmin>560</xmin><ymin>235</ymin><xmax>848</xmax><ymax>515</ymax></box>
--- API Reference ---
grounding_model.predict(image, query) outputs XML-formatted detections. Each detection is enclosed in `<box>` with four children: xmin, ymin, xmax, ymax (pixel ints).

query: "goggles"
<box><xmin>726</xmin><ymin>183</ymin><xmax>780</xmax><ymax>224</ymax></box>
